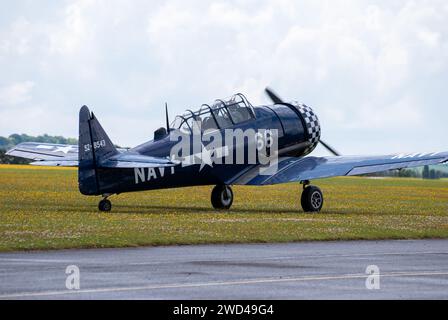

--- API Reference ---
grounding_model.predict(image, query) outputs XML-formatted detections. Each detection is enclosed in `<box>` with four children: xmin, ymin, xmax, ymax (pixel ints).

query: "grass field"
<box><xmin>0</xmin><ymin>164</ymin><xmax>447</xmax><ymax>251</ymax></box>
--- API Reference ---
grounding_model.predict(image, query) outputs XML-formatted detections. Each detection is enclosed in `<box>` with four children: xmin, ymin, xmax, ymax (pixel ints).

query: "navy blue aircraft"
<box><xmin>7</xmin><ymin>88</ymin><xmax>448</xmax><ymax>212</ymax></box>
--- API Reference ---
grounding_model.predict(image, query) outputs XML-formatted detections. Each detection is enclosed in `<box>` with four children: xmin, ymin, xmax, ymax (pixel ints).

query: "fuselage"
<box><xmin>135</xmin><ymin>102</ymin><xmax>319</xmax><ymax>158</ymax></box>
<box><xmin>93</xmin><ymin>101</ymin><xmax>321</xmax><ymax>195</ymax></box>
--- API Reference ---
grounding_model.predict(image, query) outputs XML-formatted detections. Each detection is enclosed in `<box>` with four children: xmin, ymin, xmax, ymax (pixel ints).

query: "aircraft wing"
<box><xmin>228</xmin><ymin>151</ymin><xmax>448</xmax><ymax>185</ymax></box>
<box><xmin>6</xmin><ymin>142</ymin><xmax>173</xmax><ymax>168</ymax></box>
<box><xmin>6</xmin><ymin>142</ymin><xmax>79</xmax><ymax>167</ymax></box>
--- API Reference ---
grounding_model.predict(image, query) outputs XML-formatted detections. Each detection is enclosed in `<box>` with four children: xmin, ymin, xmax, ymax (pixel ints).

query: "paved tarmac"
<box><xmin>0</xmin><ymin>239</ymin><xmax>447</xmax><ymax>299</ymax></box>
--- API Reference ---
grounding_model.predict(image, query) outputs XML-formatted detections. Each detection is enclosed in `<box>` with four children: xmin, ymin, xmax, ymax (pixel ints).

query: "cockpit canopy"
<box><xmin>170</xmin><ymin>93</ymin><xmax>255</xmax><ymax>133</ymax></box>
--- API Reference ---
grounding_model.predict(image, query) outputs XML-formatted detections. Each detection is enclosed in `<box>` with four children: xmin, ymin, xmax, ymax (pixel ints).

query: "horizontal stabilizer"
<box><xmin>99</xmin><ymin>153</ymin><xmax>178</xmax><ymax>168</ymax></box>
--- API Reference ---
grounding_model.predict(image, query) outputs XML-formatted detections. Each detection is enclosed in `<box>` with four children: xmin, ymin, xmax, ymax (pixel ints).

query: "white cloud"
<box><xmin>49</xmin><ymin>0</ymin><xmax>91</xmax><ymax>55</ymax></box>
<box><xmin>0</xmin><ymin>81</ymin><xmax>35</xmax><ymax>105</ymax></box>
<box><xmin>0</xmin><ymin>0</ymin><xmax>447</xmax><ymax>153</ymax></box>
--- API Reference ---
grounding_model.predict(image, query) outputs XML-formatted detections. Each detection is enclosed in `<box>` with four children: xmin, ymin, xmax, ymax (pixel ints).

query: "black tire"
<box><xmin>98</xmin><ymin>199</ymin><xmax>112</xmax><ymax>212</ymax></box>
<box><xmin>211</xmin><ymin>185</ymin><xmax>233</xmax><ymax>210</ymax></box>
<box><xmin>301</xmin><ymin>186</ymin><xmax>323</xmax><ymax>212</ymax></box>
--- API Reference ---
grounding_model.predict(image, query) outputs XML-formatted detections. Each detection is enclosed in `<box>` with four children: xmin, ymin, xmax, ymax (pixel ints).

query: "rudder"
<box><xmin>78</xmin><ymin>105</ymin><xmax>118</xmax><ymax>195</ymax></box>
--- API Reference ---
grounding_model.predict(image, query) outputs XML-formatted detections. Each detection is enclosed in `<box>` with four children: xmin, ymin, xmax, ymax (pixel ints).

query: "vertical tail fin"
<box><xmin>78</xmin><ymin>106</ymin><xmax>118</xmax><ymax>195</ymax></box>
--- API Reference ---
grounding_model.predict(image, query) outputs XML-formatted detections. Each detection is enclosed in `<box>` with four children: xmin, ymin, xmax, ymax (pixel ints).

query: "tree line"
<box><xmin>361</xmin><ymin>165</ymin><xmax>448</xmax><ymax>179</ymax></box>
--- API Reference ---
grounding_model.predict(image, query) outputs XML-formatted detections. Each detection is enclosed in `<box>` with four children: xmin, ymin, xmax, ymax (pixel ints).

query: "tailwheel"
<box><xmin>211</xmin><ymin>185</ymin><xmax>233</xmax><ymax>210</ymax></box>
<box><xmin>98</xmin><ymin>198</ymin><xmax>112</xmax><ymax>212</ymax></box>
<box><xmin>301</xmin><ymin>185</ymin><xmax>324</xmax><ymax>212</ymax></box>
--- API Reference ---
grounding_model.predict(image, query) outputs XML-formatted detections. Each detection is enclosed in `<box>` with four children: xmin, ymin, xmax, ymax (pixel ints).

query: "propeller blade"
<box><xmin>165</xmin><ymin>102</ymin><xmax>170</xmax><ymax>133</ymax></box>
<box><xmin>265</xmin><ymin>87</ymin><xmax>284</xmax><ymax>104</ymax></box>
<box><xmin>319</xmin><ymin>139</ymin><xmax>340</xmax><ymax>156</ymax></box>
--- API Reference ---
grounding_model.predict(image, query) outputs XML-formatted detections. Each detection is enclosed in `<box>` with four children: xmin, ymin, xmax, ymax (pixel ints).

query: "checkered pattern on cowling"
<box><xmin>293</xmin><ymin>102</ymin><xmax>321</xmax><ymax>156</ymax></box>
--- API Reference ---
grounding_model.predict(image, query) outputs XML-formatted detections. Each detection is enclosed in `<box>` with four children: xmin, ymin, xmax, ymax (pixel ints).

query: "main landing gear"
<box><xmin>97</xmin><ymin>184</ymin><xmax>322</xmax><ymax>212</ymax></box>
<box><xmin>211</xmin><ymin>185</ymin><xmax>234</xmax><ymax>210</ymax></box>
<box><xmin>98</xmin><ymin>194</ymin><xmax>112</xmax><ymax>212</ymax></box>
<box><xmin>300</xmin><ymin>180</ymin><xmax>324</xmax><ymax>212</ymax></box>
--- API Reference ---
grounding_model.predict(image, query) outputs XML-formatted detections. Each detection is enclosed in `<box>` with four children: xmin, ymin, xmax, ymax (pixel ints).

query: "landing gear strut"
<box><xmin>211</xmin><ymin>185</ymin><xmax>233</xmax><ymax>210</ymax></box>
<box><xmin>98</xmin><ymin>195</ymin><xmax>112</xmax><ymax>212</ymax></box>
<box><xmin>300</xmin><ymin>180</ymin><xmax>323</xmax><ymax>212</ymax></box>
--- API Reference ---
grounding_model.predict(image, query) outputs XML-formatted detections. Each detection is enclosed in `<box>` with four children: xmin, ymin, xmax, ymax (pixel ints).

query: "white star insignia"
<box><xmin>54</xmin><ymin>146</ymin><xmax>74</xmax><ymax>154</ymax></box>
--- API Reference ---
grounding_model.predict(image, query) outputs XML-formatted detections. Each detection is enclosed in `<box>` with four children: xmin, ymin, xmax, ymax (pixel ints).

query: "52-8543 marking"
<box><xmin>84</xmin><ymin>140</ymin><xmax>106</xmax><ymax>152</ymax></box>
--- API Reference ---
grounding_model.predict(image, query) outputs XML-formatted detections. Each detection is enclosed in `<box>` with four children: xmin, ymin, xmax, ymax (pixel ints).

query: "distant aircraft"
<box><xmin>7</xmin><ymin>88</ymin><xmax>448</xmax><ymax>212</ymax></box>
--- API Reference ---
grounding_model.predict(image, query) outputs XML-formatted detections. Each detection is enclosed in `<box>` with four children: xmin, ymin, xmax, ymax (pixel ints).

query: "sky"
<box><xmin>0</xmin><ymin>0</ymin><xmax>447</xmax><ymax>155</ymax></box>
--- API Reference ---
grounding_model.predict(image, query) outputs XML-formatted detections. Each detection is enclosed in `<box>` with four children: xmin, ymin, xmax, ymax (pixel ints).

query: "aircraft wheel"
<box><xmin>98</xmin><ymin>199</ymin><xmax>112</xmax><ymax>212</ymax></box>
<box><xmin>211</xmin><ymin>185</ymin><xmax>233</xmax><ymax>210</ymax></box>
<box><xmin>301</xmin><ymin>185</ymin><xmax>323</xmax><ymax>212</ymax></box>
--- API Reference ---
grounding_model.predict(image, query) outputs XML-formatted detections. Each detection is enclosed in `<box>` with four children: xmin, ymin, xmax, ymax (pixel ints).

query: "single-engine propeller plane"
<box><xmin>7</xmin><ymin>88</ymin><xmax>448</xmax><ymax>212</ymax></box>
